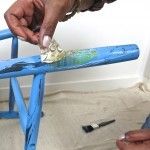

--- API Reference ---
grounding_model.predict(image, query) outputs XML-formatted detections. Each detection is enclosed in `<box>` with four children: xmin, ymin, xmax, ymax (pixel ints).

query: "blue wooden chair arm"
<box><xmin>0</xmin><ymin>29</ymin><xmax>139</xmax><ymax>79</ymax></box>
<box><xmin>0</xmin><ymin>29</ymin><xmax>14</xmax><ymax>40</ymax></box>
<box><xmin>0</xmin><ymin>44</ymin><xmax>139</xmax><ymax>79</ymax></box>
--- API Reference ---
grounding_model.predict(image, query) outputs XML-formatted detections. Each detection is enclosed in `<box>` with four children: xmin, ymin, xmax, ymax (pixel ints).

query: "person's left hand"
<box><xmin>116</xmin><ymin>129</ymin><xmax>150</xmax><ymax>150</ymax></box>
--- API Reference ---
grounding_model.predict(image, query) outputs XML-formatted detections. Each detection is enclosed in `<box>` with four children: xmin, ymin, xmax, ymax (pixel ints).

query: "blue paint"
<box><xmin>11</xmin><ymin>37</ymin><xmax>18</xmax><ymax>58</ymax></box>
<box><xmin>0</xmin><ymin>29</ymin><xmax>141</xmax><ymax>150</ymax></box>
<box><xmin>9</xmin><ymin>37</ymin><xmax>19</xmax><ymax>112</ymax></box>
<box><xmin>142</xmin><ymin>115</ymin><xmax>150</xmax><ymax>129</ymax></box>
<box><xmin>0</xmin><ymin>29</ymin><xmax>14</xmax><ymax>40</ymax></box>
<box><xmin>0</xmin><ymin>33</ymin><xmax>19</xmax><ymax>119</ymax></box>
<box><xmin>11</xmin><ymin>77</ymin><xmax>28</xmax><ymax>133</ymax></box>
<box><xmin>0</xmin><ymin>111</ymin><xmax>18</xmax><ymax>119</ymax></box>
<box><xmin>25</xmin><ymin>74</ymin><xmax>45</xmax><ymax>150</ymax></box>
<box><xmin>0</xmin><ymin>44</ymin><xmax>139</xmax><ymax>79</ymax></box>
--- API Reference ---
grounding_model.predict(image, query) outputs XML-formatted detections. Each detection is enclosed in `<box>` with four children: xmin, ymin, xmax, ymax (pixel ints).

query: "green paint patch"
<box><xmin>66</xmin><ymin>49</ymin><xmax>97</xmax><ymax>65</ymax></box>
<box><xmin>54</xmin><ymin>49</ymin><xmax>97</xmax><ymax>67</ymax></box>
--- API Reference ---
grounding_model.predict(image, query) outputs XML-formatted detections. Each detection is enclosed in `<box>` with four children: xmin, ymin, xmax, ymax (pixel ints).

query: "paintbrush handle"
<box><xmin>99</xmin><ymin>119</ymin><xmax>116</xmax><ymax>127</ymax></box>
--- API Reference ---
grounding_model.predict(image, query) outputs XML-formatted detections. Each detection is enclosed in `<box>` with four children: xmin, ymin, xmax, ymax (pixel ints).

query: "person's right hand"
<box><xmin>4</xmin><ymin>0</ymin><xmax>76</xmax><ymax>48</ymax></box>
<box><xmin>4</xmin><ymin>0</ymin><xmax>44</xmax><ymax>45</ymax></box>
<box><xmin>116</xmin><ymin>129</ymin><xmax>150</xmax><ymax>150</ymax></box>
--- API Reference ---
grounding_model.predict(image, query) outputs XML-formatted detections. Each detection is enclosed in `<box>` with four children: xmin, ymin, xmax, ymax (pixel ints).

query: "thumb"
<box><xmin>39</xmin><ymin>1</ymin><xmax>67</xmax><ymax>48</ymax></box>
<box><xmin>125</xmin><ymin>129</ymin><xmax>150</xmax><ymax>142</ymax></box>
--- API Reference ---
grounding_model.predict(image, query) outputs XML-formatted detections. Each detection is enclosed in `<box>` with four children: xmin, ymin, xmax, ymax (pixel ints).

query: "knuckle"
<box><xmin>4</xmin><ymin>11</ymin><xmax>9</xmax><ymax>20</ymax></box>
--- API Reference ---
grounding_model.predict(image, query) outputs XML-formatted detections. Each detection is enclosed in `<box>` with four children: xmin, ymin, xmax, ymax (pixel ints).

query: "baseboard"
<box><xmin>0</xmin><ymin>75</ymin><xmax>141</xmax><ymax>102</ymax></box>
<box><xmin>141</xmin><ymin>77</ymin><xmax>150</xmax><ymax>92</ymax></box>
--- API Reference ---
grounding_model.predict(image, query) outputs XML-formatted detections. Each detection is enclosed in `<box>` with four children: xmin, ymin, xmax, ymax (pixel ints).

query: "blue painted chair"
<box><xmin>0</xmin><ymin>29</ymin><xmax>140</xmax><ymax>150</ymax></box>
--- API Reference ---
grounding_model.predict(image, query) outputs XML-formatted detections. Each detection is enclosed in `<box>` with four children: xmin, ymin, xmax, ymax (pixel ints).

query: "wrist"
<box><xmin>89</xmin><ymin>0</ymin><xmax>116</xmax><ymax>11</ymax></box>
<box><xmin>80</xmin><ymin>0</ymin><xmax>117</xmax><ymax>12</ymax></box>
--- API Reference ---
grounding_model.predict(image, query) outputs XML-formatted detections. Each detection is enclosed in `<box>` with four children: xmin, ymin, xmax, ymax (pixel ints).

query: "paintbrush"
<box><xmin>82</xmin><ymin>119</ymin><xmax>115</xmax><ymax>133</ymax></box>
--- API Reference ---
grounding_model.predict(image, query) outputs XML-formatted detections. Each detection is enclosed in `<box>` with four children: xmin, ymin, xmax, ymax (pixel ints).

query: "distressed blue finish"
<box><xmin>0</xmin><ymin>111</ymin><xmax>18</xmax><ymax>119</ymax></box>
<box><xmin>0</xmin><ymin>29</ymin><xmax>14</xmax><ymax>40</ymax></box>
<box><xmin>11</xmin><ymin>77</ymin><xmax>27</xmax><ymax>133</ymax></box>
<box><xmin>11</xmin><ymin>37</ymin><xmax>18</xmax><ymax>58</ymax></box>
<box><xmin>9</xmin><ymin>80</ymin><xmax>16</xmax><ymax>112</ymax></box>
<box><xmin>0</xmin><ymin>29</ymin><xmax>141</xmax><ymax>150</ymax></box>
<box><xmin>9</xmin><ymin>37</ymin><xmax>19</xmax><ymax>112</ymax></box>
<box><xmin>142</xmin><ymin>114</ymin><xmax>150</xmax><ymax>129</ymax></box>
<box><xmin>25</xmin><ymin>74</ymin><xmax>45</xmax><ymax>150</ymax></box>
<box><xmin>0</xmin><ymin>44</ymin><xmax>139</xmax><ymax>79</ymax></box>
<box><xmin>0</xmin><ymin>31</ymin><xmax>19</xmax><ymax>118</ymax></box>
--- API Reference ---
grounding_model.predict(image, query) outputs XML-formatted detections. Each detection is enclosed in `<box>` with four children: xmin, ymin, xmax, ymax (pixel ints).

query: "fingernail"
<box><xmin>43</xmin><ymin>36</ymin><xmax>51</xmax><ymax>48</ymax></box>
<box><xmin>119</xmin><ymin>134</ymin><xmax>125</xmax><ymax>140</ymax></box>
<box><xmin>17</xmin><ymin>36</ymin><xmax>26</xmax><ymax>41</ymax></box>
<box><xmin>39</xmin><ymin>0</ymin><xmax>44</xmax><ymax>8</ymax></box>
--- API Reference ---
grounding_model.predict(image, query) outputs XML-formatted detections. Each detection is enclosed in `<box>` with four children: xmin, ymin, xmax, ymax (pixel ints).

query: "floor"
<box><xmin>0</xmin><ymin>84</ymin><xmax>150</xmax><ymax>150</ymax></box>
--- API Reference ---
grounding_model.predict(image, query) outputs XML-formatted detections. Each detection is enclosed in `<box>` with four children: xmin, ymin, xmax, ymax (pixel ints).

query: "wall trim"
<box><xmin>0</xmin><ymin>75</ymin><xmax>141</xmax><ymax>102</ymax></box>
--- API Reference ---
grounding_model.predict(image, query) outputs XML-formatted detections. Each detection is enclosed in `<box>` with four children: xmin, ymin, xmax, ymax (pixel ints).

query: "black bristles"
<box><xmin>82</xmin><ymin>125</ymin><xmax>94</xmax><ymax>133</ymax></box>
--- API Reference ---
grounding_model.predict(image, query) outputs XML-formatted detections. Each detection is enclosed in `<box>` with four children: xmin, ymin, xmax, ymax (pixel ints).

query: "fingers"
<box><xmin>116</xmin><ymin>139</ymin><xmax>150</xmax><ymax>150</ymax></box>
<box><xmin>23</xmin><ymin>27</ymin><xmax>39</xmax><ymax>44</ymax></box>
<box><xmin>39</xmin><ymin>1</ymin><xmax>69</xmax><ymax>48</ymax></box>
<box><xmin>39</xmin><ymin>1</ymin><xmax>59</xmax><ymax>47</ymax></box>
<box><xmin>4</xmin><ymin>0</ymin><xmax>39</xmax><ymax>44</ymax></box>
<box><xmin>4</xmin><ymin>6</ymin><xmax>27</xmax><ymax>40</ymax></box>
<box><xmin>5</xmin><ymin>0</ymin><xmax>73</xmax><ymax>46</ymax></box>
<box><xmin>116</xmin><ymin>140</ymin><xmax>135</xmax><ymax>150</ymax></box>
<box><xmin>33</xmin><ymin>0</ymin><xmax>44</xmax><ymax>10</ymax></box>
<box><xmin>125</xmin><ymin>129</ymin><xmax>150</xmax><ymax>142</ymax></box>
<box><xmin>6</xmin><ymin>11</ymin><xmax>38</xmax><ymax>44</ymax></box>
<box><xmin>117</xmin><ymin>129</ymin><xmax>150</xmax><ymax>149</ymax></box>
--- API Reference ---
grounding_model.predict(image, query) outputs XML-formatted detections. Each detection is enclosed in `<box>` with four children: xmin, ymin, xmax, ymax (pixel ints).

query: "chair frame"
<box><xmin>0</xmin><ymin>29</ymin><xmax>140</xmax><ymax>150</ymax></box>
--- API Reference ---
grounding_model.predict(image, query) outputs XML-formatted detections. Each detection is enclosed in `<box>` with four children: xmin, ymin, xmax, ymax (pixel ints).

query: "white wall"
<box><xmin>0</xmin><ymin>0</ymin><xmax>150</xmax><ymax>100</ymax></box>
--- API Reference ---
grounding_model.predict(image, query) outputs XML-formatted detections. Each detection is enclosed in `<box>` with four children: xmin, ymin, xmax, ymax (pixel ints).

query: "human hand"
<box><xmin>4</xmin><ymin>0</ymin><xmax>76</xmax><ymax>47</ymax></box>
<box><xmin>116</xmin><ymin>129</ymin><xmax>150</xmax><ymax>150</ymax></box>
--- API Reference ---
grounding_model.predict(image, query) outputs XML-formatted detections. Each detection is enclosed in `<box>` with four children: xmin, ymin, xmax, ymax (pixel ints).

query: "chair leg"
<box><xmin>9</xmin><ymin>80</ymin><xmax>15</xmax><ymax>112</ymax></box>
<box><xmin>142</xmin><ymin>114</ymin><xmax>150</xmax><ymax>129</ymax></box>
<box><xmin>0</xmin><ymin>79</ymin><xmax>19</xmax><ymax>119</ymax></box>
<box><xmin>0</xmin><ymin>81</ymin><xmax>19</xmax><ymax>119</ymax></box>
<box><xmin>25</xmin><ymin>74</ymin><xmax>45</xmax><ymax>150</ymax></box>
<box><xmin>0</xmin><ymin>37</ymin><xmax>19</xmax><ymax>118</ymax></box>
<box><xmin>9</xmin><ymin>37</ymin><xmax>18</xmax><ymax>112</ymax></box>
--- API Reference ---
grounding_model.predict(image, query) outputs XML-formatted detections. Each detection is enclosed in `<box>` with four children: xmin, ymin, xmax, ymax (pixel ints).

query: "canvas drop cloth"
<box><xmin>0</xmin><ymin>83</ymin><xmax>150</xmax><ymax>150</ymax></box>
